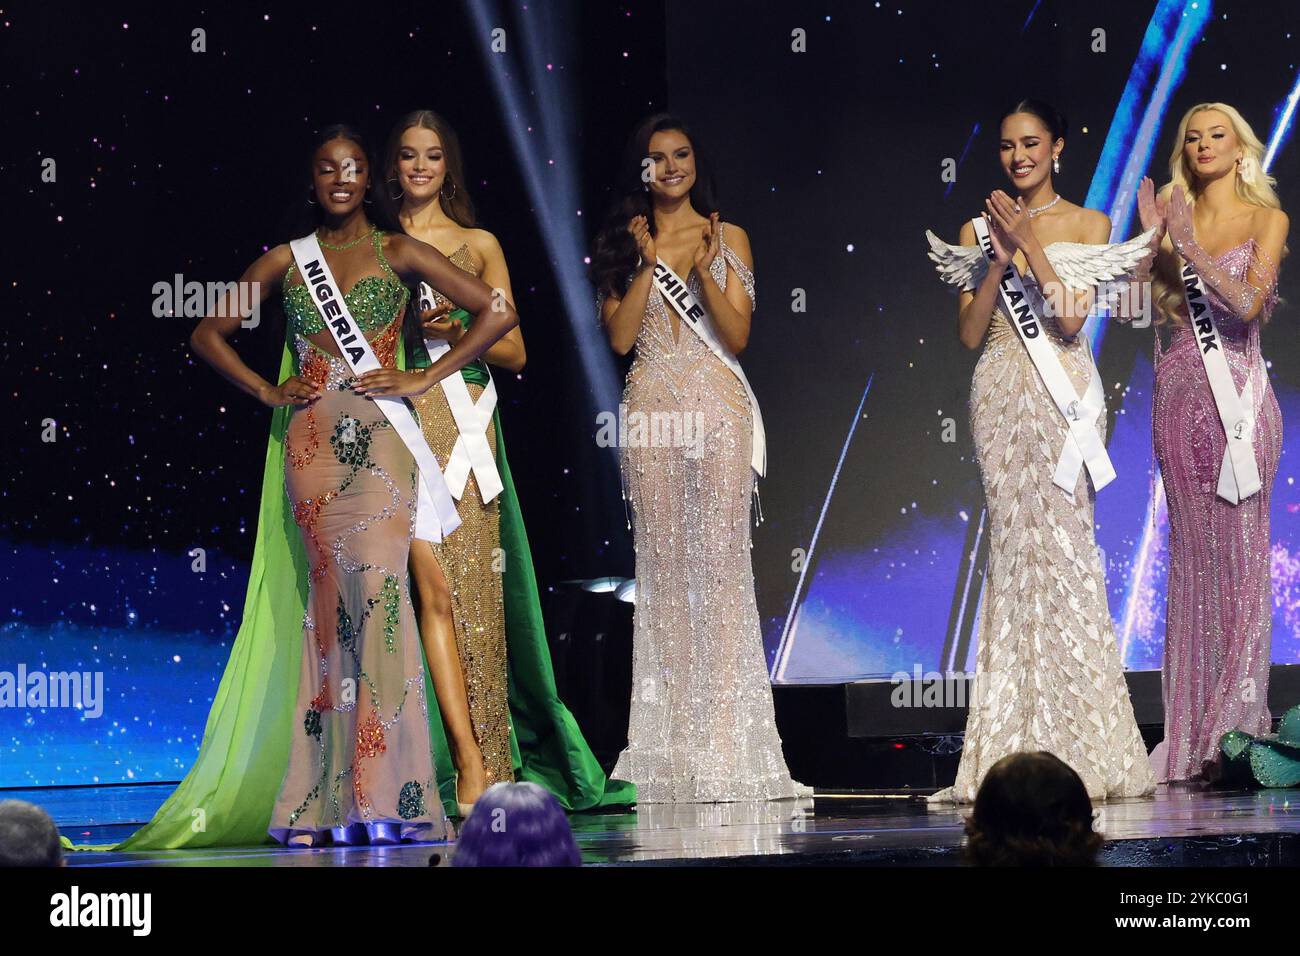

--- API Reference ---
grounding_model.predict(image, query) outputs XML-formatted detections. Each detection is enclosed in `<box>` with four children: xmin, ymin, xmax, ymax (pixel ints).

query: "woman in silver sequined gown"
<box><xmin>927</xmin><ymin>102</ymin><xmax>1155</xmax><ymax>805</ymax></box>
<box><xmin>593</xmin><ymin>114</ymin><xmax>809</xmax><ymax>802</ymax></box>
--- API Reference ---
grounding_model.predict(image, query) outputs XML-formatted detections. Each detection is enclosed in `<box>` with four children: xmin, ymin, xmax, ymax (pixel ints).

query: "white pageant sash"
<box><xmin>652</xmin><ymin>259</ymin><xmax>767</xmax><ymax>477</ymax></box>
<box><xmin>417</xmin><ymin>281</ymin><xmax>503</xmax><ymax>505</ymax></box>
<box><xmin>970</xmin><ymin>216</ymin><xmax>1115</xmax><ymax>495</ymax></box>
<box><xmin>1179</xmin><ymin>260</ymin><xmax>1260</xmax><ymax>504</ymax></box>
<box><xmin>288</xmin><ymin>235</ymin><xmax>462</xmax><ymax>542</ymax></box>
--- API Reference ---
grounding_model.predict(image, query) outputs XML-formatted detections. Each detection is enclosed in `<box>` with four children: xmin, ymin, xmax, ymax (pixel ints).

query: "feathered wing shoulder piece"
<box><xmin>925</xmin><ymin>230</ymin><xmax>986</xmax><ymax>292</ymax></box>
<box><xmin>1041</xmin><ymin>225</ymin><xmax>1159</xmax><ymax>291</ymax></box>
<box><xmin>925</xmin><ymin>223</ymin><xmax>1158</xmax><ymax>293</ymax></box>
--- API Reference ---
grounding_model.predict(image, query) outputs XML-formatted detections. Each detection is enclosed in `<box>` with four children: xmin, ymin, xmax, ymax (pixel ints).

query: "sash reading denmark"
<box><xmin>288</xmin><ymin>234</ymin><xmax>462</xmax><ymax>542</ymax></box>
<box><xmin>1179</xmin><ymin>259</ymin><xmax>1260</xmax><ymax>504</ymax></box>
<box><xmin>970</xmin><ymin>215</ymin><xmax>1115</xmax><ymax>495</ymax></box>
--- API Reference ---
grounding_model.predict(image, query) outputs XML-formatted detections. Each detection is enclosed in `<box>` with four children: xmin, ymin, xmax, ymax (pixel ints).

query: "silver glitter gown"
<box><xmin>928</xmin><ymin>247</ymin><xmax>1156</xmax><ymax>805</ymax></box>
<box><xmin>609</xmin><ymin>226</ymin><xmax>809</xmax><ymax>802</ymax></box>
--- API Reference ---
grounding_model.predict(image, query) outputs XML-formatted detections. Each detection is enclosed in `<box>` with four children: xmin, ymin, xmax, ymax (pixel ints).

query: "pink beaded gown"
<box><xmin>1149</xmin><ymin>239</ymin><xmax>1281</xmax><ymax>783</ymax></box>
<box><xmin>606</xmin><ymin>225</ymin><xmax>809</xmax><ymax>802</ymax></box>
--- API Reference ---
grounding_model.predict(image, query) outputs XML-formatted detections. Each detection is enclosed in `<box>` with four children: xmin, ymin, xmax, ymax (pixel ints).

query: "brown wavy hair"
<box><xmin>380</xmin><ymin>109</ymin><xmax>477</xmax><ymax>229</ymax></box>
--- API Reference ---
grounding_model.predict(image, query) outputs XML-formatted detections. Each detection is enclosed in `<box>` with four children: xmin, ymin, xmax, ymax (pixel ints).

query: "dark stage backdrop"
<box><xmin>5</xmin><ymin>0</ymin><xmax>1300</xmax><ymax>788</ymax></box>
<box><xmin>664</xmin><ymin>0</ymin><xmax>1300</xmax><ymax>681</ymax></box>
<box><xmin>4</xmin><ymin>0</ymin><xmax>667</xmax><ymax>786</ymax></box>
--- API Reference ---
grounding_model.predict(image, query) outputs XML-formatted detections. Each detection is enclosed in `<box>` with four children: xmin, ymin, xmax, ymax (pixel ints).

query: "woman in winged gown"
<box><xmin>924</xmin><ymin>100</ymin><xmax>1156</xmax><ymax>804</ymax></box>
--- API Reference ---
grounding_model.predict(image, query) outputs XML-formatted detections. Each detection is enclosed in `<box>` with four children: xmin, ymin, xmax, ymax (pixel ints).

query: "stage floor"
<box><xmin>16</xmin><ymin>782</ymin><xmax>1300</xmax><ymax>866</ymax></box>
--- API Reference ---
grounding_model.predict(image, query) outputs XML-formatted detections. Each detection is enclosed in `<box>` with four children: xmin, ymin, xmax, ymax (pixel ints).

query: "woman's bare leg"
<box><xmin>409</xmin><ymin>540</ymin><xmax>489</xmax><ymax>805</ymax></box>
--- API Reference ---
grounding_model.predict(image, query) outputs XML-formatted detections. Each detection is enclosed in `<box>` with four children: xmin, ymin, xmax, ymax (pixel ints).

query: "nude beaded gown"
<box><xmin>269</xmin><ymin>232</ymin><xmax>447</xmax><ymax>844</ymax></box>
<box><xmin>608</xmin><ymin>225</ymin><xmax>809</xmax><ymax>803</ymax></box>
<box><xmin>1149</xmin><ymin>240</ymin><xmax>1281</xmax><ymax>783</ymax></box>
<box><xmin>927</xmin><ymin>241</ymin><xmax>1156</xmax><ymax>805</ymax></box>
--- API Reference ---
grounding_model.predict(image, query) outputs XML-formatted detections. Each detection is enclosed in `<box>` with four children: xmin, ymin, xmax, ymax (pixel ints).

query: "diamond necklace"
<box><xmin>1026</xmin><ymin>194</ymin><xmax>1061</xmax><ymax>218</ymax></box>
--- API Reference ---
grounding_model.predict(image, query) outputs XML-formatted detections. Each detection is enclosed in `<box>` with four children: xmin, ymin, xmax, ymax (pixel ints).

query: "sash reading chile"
<box><xmin>970</xmin><ymin>215</ymin><xmax>1115</xmax><ymax>496</ymax></box>
<box><xmin>1180</xmin><ymin>259</ymin><xmax>1260</xmax><ymax>504</ymax></box>
<box><xmin>652</xmin><ymin>258</ymin><xmax>767</xmax><ymax>479</ymax></box>
<box><xmin>288</xmin><ymin>234</ymin><xmax>462</xmax><ymax>542</ymax></box>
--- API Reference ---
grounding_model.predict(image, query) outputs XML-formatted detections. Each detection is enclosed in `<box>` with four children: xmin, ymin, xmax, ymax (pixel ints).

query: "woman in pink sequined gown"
<box><xmin>590</xmin><ymin>114</ymin><xmax>809</xmax><ymax>802</ymax></box>
<box><xmin>1137</xmin><ymin>103</ymin><xmax>1289</xmax><ymax>783</ymax></box>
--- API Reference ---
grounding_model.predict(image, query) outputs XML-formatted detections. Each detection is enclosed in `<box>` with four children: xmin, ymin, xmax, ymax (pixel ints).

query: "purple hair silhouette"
<box><xmin>452</xmin><ymin>782</ymin><xmax>582</xmax><ymax>867</ymax></box>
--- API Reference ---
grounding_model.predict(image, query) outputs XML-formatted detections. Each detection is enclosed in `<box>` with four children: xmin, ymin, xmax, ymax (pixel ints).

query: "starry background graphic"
<box><xmin>5</xmin><ymin>0</ymin><xmax>1300</xmax><ymax>787</ymax></box>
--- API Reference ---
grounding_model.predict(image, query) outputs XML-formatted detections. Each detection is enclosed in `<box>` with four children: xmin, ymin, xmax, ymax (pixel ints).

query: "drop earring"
<box><xmin>1052</xmin><ymin>156</ymin><xmax>1060</xmax><ymax>174</ymax></box>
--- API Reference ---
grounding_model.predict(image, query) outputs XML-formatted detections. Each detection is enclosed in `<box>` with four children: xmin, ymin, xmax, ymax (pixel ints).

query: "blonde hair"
<box><xmin>1153</xmin><ymin>102</ymin><xmax>1280</xmax><ymax>325</ymax></box>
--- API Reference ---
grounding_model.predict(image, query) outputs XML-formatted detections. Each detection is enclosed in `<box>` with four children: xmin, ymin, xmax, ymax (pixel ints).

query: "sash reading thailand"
<box><xmin>288</xmin><ymin>234</ymin><xmax>462</xmax><ymax>542</ymax></box>
<box><xmin>652</xmin><ymin>258</ymin><xmax>767</xmax><ymax>477</ymax></box>
<box><xmin>1179</xmin><ymin>259</ymin><xmax>1260</xmax><ymax>504</ymax></box>
<box><xmin>971</xmin><ymin>215</ymin><xmax>1115</xmax><ymax>495</ymax></box>
<box><xmin>417</xmin><ymin>281</ymin><xmax>503</xmax><ymax>507</ymax></box>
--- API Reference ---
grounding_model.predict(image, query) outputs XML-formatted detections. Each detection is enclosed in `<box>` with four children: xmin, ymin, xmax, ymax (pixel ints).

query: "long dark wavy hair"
<box><xmin>589</xmin><ymin>113</ymin><xmax>719</xmax><ymax>299</ymax></box>
<box><xmin>964</xmin><ymin>752</ymin><xmax>1103</xmax><ymax>866</ymax></box>
<box><xmin>379</xmin><ymin>109</ymin><xmax>477</xmax><ymax>230</ymax></box>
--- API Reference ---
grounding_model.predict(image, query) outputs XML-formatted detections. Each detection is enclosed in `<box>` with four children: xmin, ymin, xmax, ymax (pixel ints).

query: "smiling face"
<box><xmin>1182</xmin><ymin>109</ymin><xmax>1242</xmax><ymax>182</ymax></box>
<box><xmin>311</xmin><ymin>137</ymin><xmax>370</xmax><ymax>215</ymax></box>
<box><xmin>395</xmin><ymin>125</ymin><xmax>446</xmax><ymax>202</ymax></box>
<box><xmin>999</xmin><ymin>112</ymin><xmax>1060</xmax><ymax>191</ymax></box>
<box><xmin>645</xmin><ymin>128</ymin><xmax>696</xmax><ymax>201</ymax></box>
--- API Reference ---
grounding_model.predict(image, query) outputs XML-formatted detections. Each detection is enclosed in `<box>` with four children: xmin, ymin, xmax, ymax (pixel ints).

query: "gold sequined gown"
<box><xmin>930</xmin><ymin>265</ymin><xmax>1155</xmax><ymax>805</ymax></box>
<box><xmin>268</xmin><ymin>232</ymin><xmax>447</xmax><ymax>844</ymax></box>
<box><xmin>611</xmin><ymin>226</ymin><xmax>810</xmax><ymax>802</ymax></box>
<box><xmin>410</xmin><ymin>243</ymin><xmax>512</xmax><ymax>788</ymax></box>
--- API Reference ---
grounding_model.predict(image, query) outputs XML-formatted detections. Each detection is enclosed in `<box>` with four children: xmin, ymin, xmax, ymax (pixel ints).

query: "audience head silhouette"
<box><xmin>0</xmin><ymin>800</ymin><xmax>64</xmax><ymax>867</ymax></box>
<box><xmin>965</xmin><ymin>752</ymin><xmax>1102</xmax><ymax>866</ymax></box>
<box><xmin>452</xmin><ymin>782</ymin><xmax>581</xmax><ymax>867</ymax></box>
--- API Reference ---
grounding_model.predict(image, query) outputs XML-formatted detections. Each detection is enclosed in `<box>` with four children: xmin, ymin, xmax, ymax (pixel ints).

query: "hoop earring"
<box><xmin>441</xmin><ymin>180</ymin><xmax>458</xmax><ymax>200</ymax></box>
<box><xmin>306</xmin><ymin>189</ymin><xmax>317</xmax><ymax>205</ymax></box>
<box><xmin>1053</xmin><ymin>157</ymin><xmax>1060</xmax><ymax>174</ymax></box>
<box><xmin>387</xmin><ymin>177</ymin><xmax>404</xmax><ymax>201</ymax></box>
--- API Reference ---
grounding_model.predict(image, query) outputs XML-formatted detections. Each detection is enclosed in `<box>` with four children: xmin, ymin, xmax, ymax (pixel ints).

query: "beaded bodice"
<box><xmin>630</xmin><ymin>225</ymin><xmax>756</xmax><ymax>372</ymax></box>
<box><xmin>284</xmin><ymin>230</ymin><xmax>409</xmax><ymax>386</ymax></box>
<box><xmin>421</xmin><ymin>242</ymin><xmax>479</xmax><ymax>310</ymax></box>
